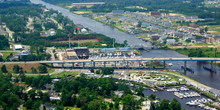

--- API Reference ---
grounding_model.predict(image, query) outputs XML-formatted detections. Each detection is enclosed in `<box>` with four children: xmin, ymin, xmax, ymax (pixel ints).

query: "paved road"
<box><xmin>1</xmin><ymin>57</ymin><xmax>220</xmax><ymax>64</ymax></box>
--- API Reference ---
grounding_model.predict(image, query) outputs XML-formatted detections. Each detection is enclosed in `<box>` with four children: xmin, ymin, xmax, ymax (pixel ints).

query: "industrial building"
<box><xmin>63</xmin><ymin>47</ymin><xmax>90</xmax><ymax>60</ymax></box>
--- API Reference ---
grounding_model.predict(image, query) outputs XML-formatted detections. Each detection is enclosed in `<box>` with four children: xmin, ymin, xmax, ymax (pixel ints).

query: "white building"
<box><xmin>14</xmin><ymin>45</ymin><xmax>22</xmax><ymax>50</ymax></box>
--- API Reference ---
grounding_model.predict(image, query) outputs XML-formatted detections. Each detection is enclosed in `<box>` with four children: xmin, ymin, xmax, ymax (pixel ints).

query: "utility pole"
<box><xmin>113</xmin><ymin>38</ymin><xmax>115</xmax><ymax>48</ymax></box>
<box><xmin>68</xmin><ymin>32</ymin><xmax>71</xmax><ymax>48</ymax></box>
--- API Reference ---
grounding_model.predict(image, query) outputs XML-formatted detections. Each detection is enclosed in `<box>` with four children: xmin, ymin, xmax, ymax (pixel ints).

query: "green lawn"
<box><xmin>207</xmin><ymin>25</ymin><xmax>220</xmax><ymax>36</ymax></box>
<box><xmin>1</xmin><ymin>52</ymin><xmax>18</xmax><ymax>60</ymax></box>
<box><xmin>51</xmin><ymin>71</ymin><xmax>79</xmax><ymax>78</ymax></box>
<box><xmin>64</xmin><ymin>107</ymin><xmax>81</xmax><ymax>110</ymax></box>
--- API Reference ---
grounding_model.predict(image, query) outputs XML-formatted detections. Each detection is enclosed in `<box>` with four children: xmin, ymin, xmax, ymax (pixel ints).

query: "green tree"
<box><xmin>122</xmin><ymin>94</ymin><xmax>141</xmax><ymax>110</ymax></box>
<box><xmin>170</xmin><ymin>98</ymin><xmax>181</xmax><ymax>110</ymax></box>
<box><xmin>137</xmin><ymin>21</ymin><xmax>142</xmax><ymax>27</ymax></box>
<box><xmin>148</xmin><ymin>94</ymin><xmax>156</xmax><ymax>101</ymax></box>
<box><xmin>96</xmin><ymin>69</ymin><xmax>101</xmax><ymax>74</ymax></box>
<box><xmin>1</xmin><ymin>65</ymin><xmax>8</xmax><ymax>73</ymax></box>
<box><xmin>159</xmin><ymin>99</ymin><xmax>170</xmax><ymax>110</ymax></box>
<box><xmin>87</xmin><ymin>99</ymin><xmax>107</xmax><ymax>110</ymax></box>
<box><xmin>123</xmin><ymin>40</ymin><xmax>128</xmax><ymax>47</ymax></box>
<box><xmin>31</xmin><ymin>67</ymin><xmax>37</xmax><ymax>73</ymax></box>
<box><xmin>90</xmin><ymin>68</ymin><xmax>94</xmax><ymax>73</ymax></box>
<box><xmin>38</xmin><ymin>65</ymin><xmax>48</xmax><ymax>73</ymax></box>
<box><xmin>13</xmin><ymin>65</ymin><xmax>20</xmax><ymax>73</ymax></box>
<box><xmin>102</xmin><ymin>67</ymin><xmax>114</xmax><ymax>75</ymax></box>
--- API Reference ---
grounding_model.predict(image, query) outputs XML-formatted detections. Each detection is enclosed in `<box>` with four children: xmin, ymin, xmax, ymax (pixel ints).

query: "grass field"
<box><xmin>1</xmin><ymin>52</ymin><xmax>18</xmax><ymax>60</ymax></box>
<box><xmin>0</xmin><ymin>64</ymin><xmax>55</xmax><ymax>74</ymax></box>
<box><xmin>64</xmin><ymin>107</ymin><xmax>81</xmax><ymax>110</ymax></box>
<box><xmin>51</xmin><ymin>71</ymin><xmax>79</xmax><ymax>78</ymax></box>
<box><xmin>73</xmin><ymin>11</ymin><xmax>92</xmax><ymax>14</ymax></box>
<box><xmin>207</xmin><ymin>25</ymin><xmax>220</xmax><ymax>36</ymax></box>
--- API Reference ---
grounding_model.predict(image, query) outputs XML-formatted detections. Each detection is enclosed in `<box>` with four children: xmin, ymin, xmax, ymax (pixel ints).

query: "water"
<box><xmin>142</xmin><ymin>88</ymin><xmax>208</xmax><ymax>110</ymax></box>
<box><xmin>141</xmin><ymin>50</ymin><xmax>220</xmax><ymax>90</ymax></box>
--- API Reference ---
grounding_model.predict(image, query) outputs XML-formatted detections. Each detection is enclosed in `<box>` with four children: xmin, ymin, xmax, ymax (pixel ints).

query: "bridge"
<box><xmin>2</xmin><ymin>57</ymin><xmax>220</xmax><ymax>71</ymax></box>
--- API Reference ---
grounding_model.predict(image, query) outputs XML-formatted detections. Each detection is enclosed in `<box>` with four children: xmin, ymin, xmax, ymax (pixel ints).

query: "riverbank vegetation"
<box><xmin>43</xmin><ymin>0</ymin><xmax>220</xmax><ymax>22</ymax></box>
<box><xmin>174</xmin><ymin>47</ymin><xmax>220</xmax><ymax>58</ymax></box>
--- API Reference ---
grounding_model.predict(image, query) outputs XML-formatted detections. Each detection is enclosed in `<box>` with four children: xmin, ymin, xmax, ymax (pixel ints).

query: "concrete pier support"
<box><xmin>163</xmin><ymin>61</ymin><xmax>166</xmax><ymax>69</ymax></box>
<box><xmin>93</xmin><ymin>62</ymin><xmax>95</xmax><ymax>68</ymax></box>
<box><xmin>83</xmin><ymin>62</ymin><xmax>85</xmax><ymax>69</ymax></box>
<box><xmin>104</xmin><ymin>61</ymin><xmax>106</xmax><ymax>68</ymax></box>
<box><xmin>115</xmin><ymin>61</ymin><xmax>117</xmax><ymax>68</ymax></box>
<box><xmin>62</xmin><ymin>63</ymin><xmax>64</xmax><ymax>68</ymax></box>
<box><xmin>139</xmin><ymin>61</ymin><xmax>141</xmax><ymax>68</ymax></box>
<box><xmin>72</xmin><ymin>63</ymin><xmax>74</xmax><ymax>68</ymax></box>
<box><xmin>126</xmin><ymin>61</ymin><xmax>129</xmax><ymax>68</ymax></box>
<box><xmin>51</xmin><ymin>63</ymin><xmax>54</xmax><ymax>67</ymax></box>
<box><xmin>211</xmin><ymin>61</ymin><xmax>214</xmax><ymax>72</ymax></box>
<box><xmin>184</xmin><ymin>61</ymin><xmax>187</xmax><ymax>70</ymax></box>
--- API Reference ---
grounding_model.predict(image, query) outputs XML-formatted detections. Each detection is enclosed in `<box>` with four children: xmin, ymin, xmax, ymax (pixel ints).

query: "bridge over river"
<box><xmin>2</xmin><ymin>57</ymin><xmax>220</xmax><ymax>71</ymax></box>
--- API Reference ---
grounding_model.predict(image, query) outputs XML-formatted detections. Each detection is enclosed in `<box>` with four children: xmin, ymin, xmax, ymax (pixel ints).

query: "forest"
<box><xmin>44</xmin><ymin>0</ymin><xmax>220</xmax><ymax>21</ymax></box>
<box><xmin>0</xmin><ymin>35</ymin><xmax>9</xmax><ymax>50</ymax></box>
<box><xmin>0</xmin><ymin>69</ymin><xmax>182</xmax><ymax>110</ymax></box>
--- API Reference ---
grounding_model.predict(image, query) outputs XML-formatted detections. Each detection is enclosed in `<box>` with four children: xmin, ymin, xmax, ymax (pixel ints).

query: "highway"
<box><xmin>1</xmin><ymin>57</ymin><xmax>220</xmax><ymax>65</ymax></box>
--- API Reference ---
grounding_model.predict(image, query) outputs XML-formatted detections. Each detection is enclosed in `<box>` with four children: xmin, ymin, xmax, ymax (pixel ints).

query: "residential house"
<box><xmin>183</xmin><ymin>35</ymin><xmax>196</xmax><ymax>41</ymax></box>
<box><xmin>205</xmin><ymin>38</ymin><xmax>214</xmax><ymax>44</ymax></box>
<box><xmin>159</xmin><ymin>36</ymin><xmax>167</xmax><ymax>43</ymax></box>
<box><xmin>151</xmin><ymin>35</ymin><xmax>160</xmax><ymax>41</ymax></box>
<box><xmin>167</xmin><ymin>16</ymin><xmax>183</xmax><ymax>21</ymax></box>
<box><xmin>13</xmin><ymin>83</ymin><xmax>29</xmax><ymax>88</ymax></box>
<box><xmin>112</xmin><ymin>10</ymin><xmax>124</xmax><ymax>15</ymax></box>
<box><xmin>14</xmin><ymin>45</ymin><xmax>23</xmax><ymax>50</ymax></box>
<box><xmin>19</xmin><ymin>50</ymin><xmax>31</xmax><ymax>55</ymax></box>
<box><xmin>214</xmin><ymin>35</ymin><xmax>220</xmax><ymax>43</ymax></box>
<box><xmin>166</xmin><ymin>39</ymin><xmax>176</xmax><ymax>45</ymax></box>
<box><xmin>149</xmin><ymin>12</ymin><xmax>161</xmax><ymax>16</ymax></box>
<box><xmin>184</xmin><ymin>16</ymin><xmax>199</xmax><ymax>22</ymax></box>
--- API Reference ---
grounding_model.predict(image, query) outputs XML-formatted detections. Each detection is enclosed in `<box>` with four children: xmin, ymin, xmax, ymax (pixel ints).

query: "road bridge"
<box><xmin>1</xmin><ymin>57</ymin><xmax>220</xmax><ymax>71</ymax></box>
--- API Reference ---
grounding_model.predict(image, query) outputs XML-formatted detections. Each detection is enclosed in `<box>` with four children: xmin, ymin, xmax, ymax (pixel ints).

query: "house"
<box><xmin>205</xmin><ymin>38</ymin><xmax>214</xmax><ymax>44</ymax></box>
<box><xmin>159</xmin><ymin>36</ymin><xmax>167</xmax><ymax>43</ymax></box>
<box><xmin>184</xmin><ymin>16</ymin><xmax>198</xmax><ymax>22</ymax></box>
<box><xmin>167</xmin><ymin>16</ymin><xmax>183</xmax><ymax>21</ymax></box>
<box><xmin>183</xmin><ymin>35</ymin><xmax>195</xmax><ymax>40</ymax></box>
<box><xmin>214</xmin><ymin>35</ymin><xmax>220</xmax><ymax>43</ymax></box>
<box><xmin>14</xmin><ymin>45</ymin><xmax>23</xmax><ymax>50</ymax></box>
<box><xmin>149</xmin><ymin>12</ymin><xmax>161</xmax><ymax>16</ymax></box>
<box><xmin>74</xmin><ymin>47</ymin><xmax>90</xmax><ymax>59</ymax></box>
<box><xmin>19</xmin><ymin>50</ymin><xmax>31</xmax><ymax>55</ymax></box>
<box><xmin>39</xmin><ymin>104</ymin><xmax>55</xmax><ymax>110</ymax></box>
<box><xmin>80</xmin><ymin>28</ymin><xmax>88</xmax><ymax>33</ymax></box>
<box><xmin>166</xmin><ymin>39</ymin><xmax>176</xmax><ymax>45</ymax></box>
<box><xmin>66</xmin><ymin>48</ymin><xmax>78</xmax><ymax>60</ymax></box>
<box><xmin>112</xmin><ymin>10</ymin><xmax>124</xmax><ymax>15</ymax></box>
<box><xmin>13</xmin><ymin>83</ymin><xmax>29</xmax><ymax>88</ymax></box>
<box><xmin>44</xmin><ymin>84</ymin><xmax>54</xmax><ymax>90</ymax></box>
<box><xmin>100</xmin><ymin>48</ymin><xmax>117</xmax><ymax>53</ymax></box>
<box><xmin>151</xmin><ymin>35</ymin><xmax>160</xmax><ymax>41</ymax></box>
<box><xmin>114</xmin><ymin>90</ymin><xmax>124</xmax><ymax>98</ymax></box>
<box><xmin>0</xmin><ymin>53</ymin><xmax>3</xmax><ymax>60</ymax></box>
<box><xmin>51</xmin><ymin>78</ymin><xmax>61</xmax><ymax>83</ymax></box>
<box><xmin>0</xmin><ymin>26</ymin><xmax>7</xmax><ymax>36</ymax></box>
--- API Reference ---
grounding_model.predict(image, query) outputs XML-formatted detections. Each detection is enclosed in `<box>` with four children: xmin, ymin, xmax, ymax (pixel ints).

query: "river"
<box><xmin>30</xmin><ymin>0</ymin><xmax>219</xmax><ymax>109</ymax></box>
<box><xmin>30</xmin><ymin>0</ymin><xmax>152</xmax><ymax>48</ymax></box>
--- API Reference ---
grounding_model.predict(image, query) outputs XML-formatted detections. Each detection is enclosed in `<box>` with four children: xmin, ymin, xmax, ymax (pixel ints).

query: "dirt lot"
<box><xmin>53</xmin><ymin>39</ymin><xmax>99</xmax><ymax>44</ymax></box>
<box><xmin>0</xmin><ymin>63</ymin><xmax>42</xmax><ymax>71</ymax></box>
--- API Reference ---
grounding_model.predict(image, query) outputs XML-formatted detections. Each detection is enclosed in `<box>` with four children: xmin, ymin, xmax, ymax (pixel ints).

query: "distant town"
<box><xmin>0</xmin><ymin>0</ymin><xmax>220</xmax><ymax>110</ymax></box>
